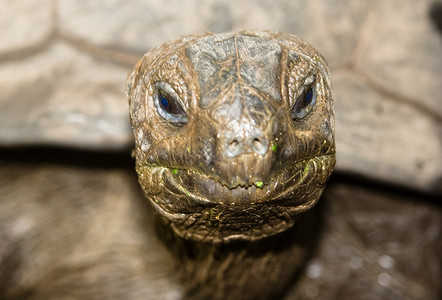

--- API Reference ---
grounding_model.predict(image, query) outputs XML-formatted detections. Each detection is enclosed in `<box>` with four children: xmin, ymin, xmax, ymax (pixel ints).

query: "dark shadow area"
<box><xmin>0</xmin><ymin>146</ymin><xmax>134</xmax><ymax>170</ymax></box>
<box><xmin>429</xmin><ymin>1</ymin><xmax>442</xmax><ymax>35</ymax></box>
<box><xmin>330</xmin><ymin>170</ymin><xmax>442</xmax><ymax>203</ymax></box>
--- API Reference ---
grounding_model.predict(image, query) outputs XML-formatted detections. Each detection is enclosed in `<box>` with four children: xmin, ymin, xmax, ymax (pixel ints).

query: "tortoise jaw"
<box><xmin>142</xmin><ymin>153</ymin><xmax>336</xmax><ymax>205</ymax></box>
<box><xmin>164</xmin><ymin>168</ymin><xmax>271</xmax><ymax>204</ymax></box>
<box><xmin>136</xmin><ymin>153</ymin><xmax>335</xmax><ymax>242</ymax></box>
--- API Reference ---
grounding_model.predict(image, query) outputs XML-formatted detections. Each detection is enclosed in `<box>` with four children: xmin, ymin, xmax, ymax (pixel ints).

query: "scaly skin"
<box><xmin>127</xmin><ymin>30</ymin><xmax>335</xmax><ymax>299</ymax></box>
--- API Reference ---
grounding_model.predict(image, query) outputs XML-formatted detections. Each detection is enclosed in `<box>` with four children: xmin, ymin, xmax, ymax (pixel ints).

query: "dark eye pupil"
<box><xmin>292</xmin><ymin>84</ymin><xmax>316</xmax><ymax>120</ymax></box>
<box><xmin>157</xmin><ymin>90</ymin><xmax>185</xmax><ymax>116</ymax></box>
<box><xmin>154</xmin><ymin>84</ymin><xmax>188</xmax><ymax>124</ymax></box>
<box><xmin>159</xmin><ymin>94</ymin><xmax>171</xmax><ymax>111</ymax></box>
<box><xmin>295</xmin><ymin>87</ymin><xmax>314</xmax><ymax>114</ymax></box>
<box><xmin>304</xmin><ymin>88</ymin><xmax>313</xmax><ymax>105</ymax></box>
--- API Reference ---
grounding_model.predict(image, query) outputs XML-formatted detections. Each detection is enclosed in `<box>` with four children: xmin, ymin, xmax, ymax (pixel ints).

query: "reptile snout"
<box><xmin>209</xmin><ymin>85</ymin><xmax>283</xmax><ymax>187</ymax></box>
<box><xmin>213</xmin><ymin>85</ymin><xmax>279</xmax><ymax>159</ymax></box>
<box><xmin>223</xmin><ymin>126</ymin><xmax>269</xmax><ymax>158</ymax></box>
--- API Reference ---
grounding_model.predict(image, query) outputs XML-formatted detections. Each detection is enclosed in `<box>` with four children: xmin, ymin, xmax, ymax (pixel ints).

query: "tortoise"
<box><xmin>0</xmin><ymin>1</ymin><xmax>441</xmax><ymax>300</ymax></box>
<box><xmin>125</xmin><ymin>30</ymin><xmax>336</xmax><ymax>299</ymax></box>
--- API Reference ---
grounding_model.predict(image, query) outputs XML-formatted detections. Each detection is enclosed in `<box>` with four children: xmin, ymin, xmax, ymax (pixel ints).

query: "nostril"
<box><xmin>224</xmin><ymin>135</ymin><xmax>269</xmax><ymax>158</ymax></box>
<box><xmin>228</xmin><ymin>139</ymin><xmax>240</xmax><ymax>152</ymax></box>
<box><xmin>252</xmin><ymin>137</ymin><xmax>267</xmax><ymax>155</ymax></box>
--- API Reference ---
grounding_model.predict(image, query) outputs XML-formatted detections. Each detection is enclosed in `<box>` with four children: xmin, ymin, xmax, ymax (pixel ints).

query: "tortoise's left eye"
<box><xmin>154</xmin><ymin>82</ymin><xmax>187</xmax><ymax>124</ymax></box>
<box><xmin>291</xmin><ymin>77</ymin><xmax>317</xmax><ymax>120</ymax></box>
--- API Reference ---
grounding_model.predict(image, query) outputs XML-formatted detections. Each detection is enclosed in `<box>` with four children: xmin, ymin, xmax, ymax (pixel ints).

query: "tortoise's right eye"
<box><xmin>154</xmin><ymin>82</ymin><xmax>187</xmax><ymax>125</ymax></box>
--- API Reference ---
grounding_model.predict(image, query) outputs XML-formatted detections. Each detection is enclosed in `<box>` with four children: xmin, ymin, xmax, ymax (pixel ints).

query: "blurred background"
<box><xmin>0</xmin><ymin>0</ymin><xmax>441</xmax><ymax>299</ymax></box>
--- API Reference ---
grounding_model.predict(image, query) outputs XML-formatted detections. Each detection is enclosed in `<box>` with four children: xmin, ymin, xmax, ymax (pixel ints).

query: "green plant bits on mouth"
<box><xmin>254</xmin><ymin>181</ymin><xmax>264</xmax><ymax>188</ymax></box>
<box><xmin>172</xmin><ymin>168</ymin><xmax>179</xmax><ymax>174</ymax></box>
<box><xmin>303</xmin><ymin>164</ymin><xmax>310</xmax><ymax>174</ymax></box>
<box><xmin>271</xmin><ymin>142</ymin><xmax>278</xmax><ymax>153</ymax></box>
<box><xmin>301</xmin><ymin>164</ymin><xmax>310</xmax><ymax>180</ymax></box>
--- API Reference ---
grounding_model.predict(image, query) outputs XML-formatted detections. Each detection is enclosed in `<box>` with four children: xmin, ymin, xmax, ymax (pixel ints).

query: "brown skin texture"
<box><xmin>127</xmin><ymin>31</ymin><xmax>335</xmax><ymax>299</ymax></box>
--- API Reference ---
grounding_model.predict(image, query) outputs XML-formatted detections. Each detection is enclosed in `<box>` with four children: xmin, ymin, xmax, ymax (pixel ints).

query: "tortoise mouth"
<box><xmin>137</xmin><ymin>153</ymin><xmax>335</xmax><ymax>242</ymax></box>
<box><xmin>142</xmin><ymin>153</ymin><xmax>335</xmax><ymax>205</ymax></box>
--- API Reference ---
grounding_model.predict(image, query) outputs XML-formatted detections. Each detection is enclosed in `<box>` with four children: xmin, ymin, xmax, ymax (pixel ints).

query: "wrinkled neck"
<box><xmin>155</xmin><ymin>208</ymin><xmax>320</xmax><ymax>300</ymax></box>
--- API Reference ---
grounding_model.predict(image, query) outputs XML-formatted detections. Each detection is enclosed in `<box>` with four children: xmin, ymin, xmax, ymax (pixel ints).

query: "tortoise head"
<box><xmin>126</xmin><ymin>31</ymin><xmax>335</xmax><ymax>243</ymax></box>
